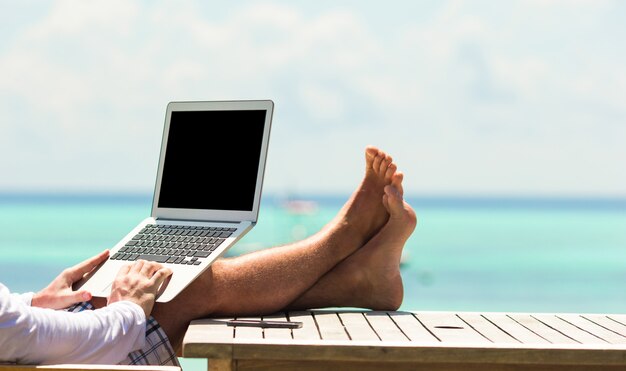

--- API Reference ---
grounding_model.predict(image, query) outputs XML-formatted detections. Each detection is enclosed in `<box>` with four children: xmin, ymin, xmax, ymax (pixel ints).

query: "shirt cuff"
<box><xmin>14</xmin><ymin>292</ymin><xmax>34</xmax><ymax>306</ymax></box>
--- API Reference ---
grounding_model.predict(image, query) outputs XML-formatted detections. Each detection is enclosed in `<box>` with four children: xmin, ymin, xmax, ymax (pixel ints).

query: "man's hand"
<box><xmin>32</xmin><ymin>250</ymin><xmax>110</xmax><ymax>309</ymax></box>
<box><xmin>108</xmin><ymin>260</ymin><xmax>172</xmax><ymax>318</ymax></box>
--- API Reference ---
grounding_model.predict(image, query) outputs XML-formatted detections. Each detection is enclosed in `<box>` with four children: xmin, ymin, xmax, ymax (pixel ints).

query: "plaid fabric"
<box><xmin>66</xmin><ymin>302</ymin><xmax>180</xmax><ymax>366</ymax></box>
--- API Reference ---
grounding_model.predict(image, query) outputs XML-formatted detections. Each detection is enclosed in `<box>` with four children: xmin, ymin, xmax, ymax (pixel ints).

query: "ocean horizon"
<box><xmin>1</xmin><ymin>192</ymin><xmax>625</xmax><ymax>315</ymax></box>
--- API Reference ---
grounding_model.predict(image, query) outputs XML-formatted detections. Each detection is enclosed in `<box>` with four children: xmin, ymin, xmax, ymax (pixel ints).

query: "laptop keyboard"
<box><xmin>109</xmin><ymin>224</ymin><xmax>236</xmax><ymax>265</ymax></box>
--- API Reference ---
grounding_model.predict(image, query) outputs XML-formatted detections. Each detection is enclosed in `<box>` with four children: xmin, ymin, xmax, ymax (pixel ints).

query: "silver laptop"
<box><xmin>76</xmin><ymin>100</ymin><xmax>274</xmax><ymax>302</ymax></box>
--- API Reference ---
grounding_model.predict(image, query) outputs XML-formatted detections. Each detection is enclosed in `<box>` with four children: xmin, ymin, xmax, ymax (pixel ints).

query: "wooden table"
<box><xmin>182</xmin><ymin>310</ymin><xmax>626</xmax><ymax>371</ymax></box>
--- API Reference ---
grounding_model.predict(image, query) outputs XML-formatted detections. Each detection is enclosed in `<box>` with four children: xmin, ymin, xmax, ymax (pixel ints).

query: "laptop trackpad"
<box><xmin>81</xmin><ymin>263</ymin><xmax>119</xmax><ymax>298</ymax></box>
<box><xmin>100</xmin><ymin>281</ymin><xmax>113</xmax><ymax>296</ymax></box>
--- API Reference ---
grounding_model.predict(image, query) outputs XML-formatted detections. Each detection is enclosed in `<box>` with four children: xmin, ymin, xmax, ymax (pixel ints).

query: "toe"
<box><xmin>384</xmin><ymin>185</ymin><xmax>403</xmax><ymax>215</ymax></box>
<box><xmin>372</xmin><ymin>152</ymin><xmax>383</xmax><ymax>174</ymax></box>
<box><xmin>365</xmin><ymin>146</ymin><xmax>378</xmax><ymax>168</ymax></box>
<box><xmin>385</xmin><ymin>162</ymin><xmax>397</xmax><ymax>182</ymax></box>
<box><xmin>378</xmin><ymin>155</ymin><xmax>391</xmax><ymax>174</ymax></box>
<box><xmin>392</xmin><ymin>172</ymin><xmax>404</xmax><ymax>196</ymax></box>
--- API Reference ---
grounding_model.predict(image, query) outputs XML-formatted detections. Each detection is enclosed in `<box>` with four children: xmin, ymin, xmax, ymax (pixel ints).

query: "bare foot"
<box><xmin>288</xmin><ymin>184</ymin><xmax>417</xmax><ymax>311</ymax></box>
<box><xmin>344</xmin><ymin>183</ymin><xmax>416</xmax><ymax>310</ymax></box>
<box><xmin>321</xmin><ymin>146</ymin><xmax>398</xmax><ymax>249</ymax></box>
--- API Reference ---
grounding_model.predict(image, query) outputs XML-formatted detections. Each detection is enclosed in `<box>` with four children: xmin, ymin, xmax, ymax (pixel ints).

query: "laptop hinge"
<box><xmin>155</xmin><ymin>218</ymin><xmax>246</xmax><ymax>225</ymax></box>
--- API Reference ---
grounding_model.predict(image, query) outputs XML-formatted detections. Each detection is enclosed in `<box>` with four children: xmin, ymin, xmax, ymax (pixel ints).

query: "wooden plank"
<box><xmin>456</xmin><ymin>313</ymin><xmax>519</xmax><ymax>344</ymax></box>
<box><xmin>390</xmin><ymin>312</ymin><xmax>440</xmax><ymax>343</ymax></box>
<box><xmin>364</xmin><ymin>311</ymin><xmax>409</xmax><ymax>342</ymax></box>
<box><xmin>230</xmin><ymin>341</ymin><xmax>626</xmax><ymax>365</ymax></box>
<box><xmin>185</xmin><ymin>318</ymin><xmax>234</xmax><ymax>341</ymax></box>
<box><xmin>583</xmin><ymin>314</ymin><xmax>626</xmax><ymax>337</ymax></box>
<box><xmin>288</xmin><ymin>311</ymin><xmax>320</xmax><ymax>341</ymax></box>
<box><xmin>508</xmin><ymin>314</ymin><xmax>578</xmax><ymax>344</ymax></box>
<box><xmin>608</xmin><ymin>315</ymin><xmax>626</xmax><ymax>324</ymax></box>
<box><xmin>233</xmin><ymin>316</ymin><xmax>264</xmax><ymax>340</ymax></box>
<box><xmin>606</xmin><ymin>315</ymin><xmax>626</xmax><ymax>330</ymax></box>
<box><xmin>312</xmin><ymin>311</ymin><xmax>349</xmax><ymax>340</ymax></box>
<box><xmin>234</xmin><ymin>360</ymin><xmax>626</xmax><ymax>371</ymax></box>
<box><xmin>558</xmin><ymin>314</ymin><xmax>626</xmax><ymax>345</ymax></box>
<box><xmin>338</xmin><ymin>312</ymin><xmax>380</xmax><ymax>341</ymax></box>
<box><xmin>415</xmin><ymin>312</ymin><xmax>490</xmax><ymax>344</ymax></box>
<box><xmin>182</xmin><ymin>318</ymin><xmax>234</xmax><ymax>359</ymax></box>
<box><xmin>481</xmin><ymin>313</ymin><xmax>550</xmax><ymax>344</ymax></box>
<box><xmin>533</xmin><ymin>314</ymin><xmax>608</xmax><ymax>345</ymax></box>
<box><xmin>262</xmin><ymin>313</ymin><xmax>293</xmax><ymax>340</ymax></box>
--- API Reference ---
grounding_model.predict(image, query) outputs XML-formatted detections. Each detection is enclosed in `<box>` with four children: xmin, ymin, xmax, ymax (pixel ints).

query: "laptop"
<box><xmin>75</xmin><ymin>99</ymin><xmax>274</xmax><ymax>302</ymax></box>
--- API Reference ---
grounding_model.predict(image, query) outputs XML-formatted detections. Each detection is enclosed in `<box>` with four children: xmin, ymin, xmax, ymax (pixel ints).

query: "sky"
<box><xmin>1</xmin><ymin>0</ymin><xmax>624</xmax><ymax>197</ymax></box>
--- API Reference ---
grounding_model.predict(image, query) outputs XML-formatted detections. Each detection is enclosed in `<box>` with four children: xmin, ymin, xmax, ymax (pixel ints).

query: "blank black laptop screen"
<box><xmin>157</xmin><ymin>110</ymin><xmax>266</xmax><ymax>211</ymax></box>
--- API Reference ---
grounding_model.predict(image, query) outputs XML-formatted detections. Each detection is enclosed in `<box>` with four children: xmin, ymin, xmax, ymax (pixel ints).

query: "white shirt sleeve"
<box><xmin>10</xmin><ymin>291</ymin><xmax>33</xmax><ymax>306</ymax></box>
<box><xmin>0</xmin><ymin>283</ymin><xmax>147</xmax><ymax>365</ymax></box>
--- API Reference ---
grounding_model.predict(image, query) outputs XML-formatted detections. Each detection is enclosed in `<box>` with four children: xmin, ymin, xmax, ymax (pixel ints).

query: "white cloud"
<box><xmin>0</xmin><ymin>0</ymin><xmax>624</xmax><ymax>196</ymax></box>
<box><xmin>24</xmin><ymin>0</ymin><xmax>138</xmax><ymax>38</ymax></box>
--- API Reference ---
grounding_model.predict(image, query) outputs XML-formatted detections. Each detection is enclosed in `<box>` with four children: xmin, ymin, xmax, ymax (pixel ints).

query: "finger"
<box><xmin>65</xmin><ymin>250</ymin><xmax>110</xmax><ymax>282</ymax></box>
<box><xmin>140</xmin><ymin>261</ymin><xmax>153</xmax><ymax>276</ymax></box>
<box><xmin>141</xmin><ymin>261</ymin><xmax>162</xmax><ymax>277</ymax></box>
<box><xmin>115</xmin><ymin>263</ymin><xmax>132</xmax><ymax>278</ymax></box>
<box><xmin>150</xmin><ymin>262</ymin><xmax>165</xmax><ymax>277</ymax></box>
<box><xmin>150</xmin><ymin>267</ymin><xmax>173</xmax><ymax>287</ymax></box>
<box><xmin>65</xmin><ymin>290</ymin><xmax>92</xmax><ymax>304</ymax></box>
<box><xmin>132</xmin><ymin>260</ymin><xmax>146</xmax><ymax>273</ymax></box>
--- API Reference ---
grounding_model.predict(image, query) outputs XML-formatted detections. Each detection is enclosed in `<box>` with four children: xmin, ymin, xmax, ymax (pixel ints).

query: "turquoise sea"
<box><xmin>1</xmin><ymin>193</ymin><xmax>626</xmax><ymax>315</ymax></box>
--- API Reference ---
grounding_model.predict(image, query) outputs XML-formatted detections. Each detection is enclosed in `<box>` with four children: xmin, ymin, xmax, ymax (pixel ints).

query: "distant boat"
<box><xmin>281</xmin><ymin>197</ymin><xmax>319</xmax><ymax>215</ymax></box>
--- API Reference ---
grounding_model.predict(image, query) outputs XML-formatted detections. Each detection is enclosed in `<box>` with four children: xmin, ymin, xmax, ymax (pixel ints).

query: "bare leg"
<box><xmin>150</xmin><ymin>146</ymin><xmax>398</xmax><ymax>351</ymax></box>
<box><xmin>287</xmin><ymin>176</ymin><xmax>416</xmax><ymax>311</ymax></box>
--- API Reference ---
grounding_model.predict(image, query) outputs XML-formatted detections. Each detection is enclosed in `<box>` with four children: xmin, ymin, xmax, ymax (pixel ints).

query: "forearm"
<box><xmin>0</xmin><ymin>301</ymin><xmax>146</xmax><ymax>365</ymax></box>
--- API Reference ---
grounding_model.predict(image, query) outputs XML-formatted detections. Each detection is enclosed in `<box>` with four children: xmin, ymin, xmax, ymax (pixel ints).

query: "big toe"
<box><xmin>384</xmin><ymin>185</ymin><xmax>417</xmax><ymax>231</ymax></box>
<box><xmin>391</xmin><ymin>172</ymin><xmax>404</xmax><ymax>196</ymax></box>
<box><xmin>365</xmin><ymin>146</ymin><xmax>379</xmax><ymax>168</ymax></box>
<box><xmin>383</xmin><ymin>185</ymin><xmax>404</xmax><ymax>216</ymax></box>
